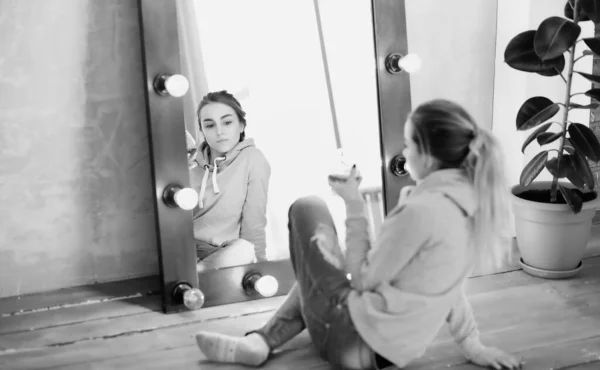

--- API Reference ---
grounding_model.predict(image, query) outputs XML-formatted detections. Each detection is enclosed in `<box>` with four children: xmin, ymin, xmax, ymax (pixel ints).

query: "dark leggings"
<box><xmin>248</xmin><ymin>196</ymin><xmax>394</xmax><ymax>370</ymax></box>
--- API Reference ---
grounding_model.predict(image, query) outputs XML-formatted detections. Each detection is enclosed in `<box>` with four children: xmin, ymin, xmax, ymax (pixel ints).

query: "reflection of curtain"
<box><xmin>176</xmin><ymin>0</ymin><xmax>208</xmax><ymax>144</ymax></box>
<box><xmin>313</xmin><ymin>0</ymin><xmax>341</xmax><ymax>149</ymax></box>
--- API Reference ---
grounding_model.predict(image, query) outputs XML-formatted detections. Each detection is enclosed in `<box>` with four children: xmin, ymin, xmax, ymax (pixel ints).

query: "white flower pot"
<box><xmin>511</xmin><ymin>181</ymin><xmax>600</xmax><ymax>278</ymax></box>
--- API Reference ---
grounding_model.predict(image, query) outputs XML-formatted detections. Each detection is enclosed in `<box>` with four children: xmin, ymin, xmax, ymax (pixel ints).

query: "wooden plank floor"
<box><xmin>0</xmin><ymin>257</ymin><xmax>599</xmax><ymax>370</ymax></box>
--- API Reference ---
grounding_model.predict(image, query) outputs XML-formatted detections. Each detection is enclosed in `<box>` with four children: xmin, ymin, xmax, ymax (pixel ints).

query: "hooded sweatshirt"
<box><xmin>344</xmin><ymin>169</ymin><xmax>485</xmax><ymax>368</ymax></box>
<box><xmin>190</xmin><ymin>138</ymin><xmax>271</xmax><ymax>260</ymax></box>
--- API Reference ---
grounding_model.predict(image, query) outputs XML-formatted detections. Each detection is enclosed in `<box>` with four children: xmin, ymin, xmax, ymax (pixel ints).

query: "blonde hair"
<box><xmin>409</xmin><ymin>99</ymin><xmax>511</xmax><ymax>270</ymax></box>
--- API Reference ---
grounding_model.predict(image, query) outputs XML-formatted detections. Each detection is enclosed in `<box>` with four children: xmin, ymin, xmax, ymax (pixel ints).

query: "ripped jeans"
<box><xmin>248</xmin><ymin>196</ymin><xmax>394</xmax><ymax>370</ymax></box>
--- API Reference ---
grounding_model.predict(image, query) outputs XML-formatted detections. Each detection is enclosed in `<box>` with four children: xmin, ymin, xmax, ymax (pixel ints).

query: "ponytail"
<box><xmin>411</xmin><ymin>99</ymin><xmax>512</xmax><ymax>271</ymax></box>
<box><xmin>462</xmin><ymin>128</ymin><xmax>512</xmax><ymax>271</ymax></box>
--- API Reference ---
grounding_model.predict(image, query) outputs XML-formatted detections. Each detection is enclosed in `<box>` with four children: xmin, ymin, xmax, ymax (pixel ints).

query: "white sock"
<box><xmin>195</xmin><ymin>332</ymin><xmax>270</xmax><ymax>366</ymax></box>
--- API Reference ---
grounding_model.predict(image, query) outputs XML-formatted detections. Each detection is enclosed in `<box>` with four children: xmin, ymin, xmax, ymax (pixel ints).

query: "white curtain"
<box><xmin>176</xmin><ymin>0</ymin><xmax>208</xmax><ymax>145</ymax></box>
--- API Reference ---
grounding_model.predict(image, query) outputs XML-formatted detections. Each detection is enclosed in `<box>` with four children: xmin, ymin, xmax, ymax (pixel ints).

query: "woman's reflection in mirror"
<box><xmin>189</xmin><ymin>90</ymin><xmax>271</xmax><ymax>271</ymax></box>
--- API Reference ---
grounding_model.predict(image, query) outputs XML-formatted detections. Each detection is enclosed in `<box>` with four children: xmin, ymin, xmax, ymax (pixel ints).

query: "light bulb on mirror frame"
<box><xmin>398</xmin><ymin>53</ymin><xmax>422</xmax><ymax>74</ymax></box>
<box><xmin>242</xmin><ymin>272</ymin><xmax>279</xmax><ymax>298</ymax></box>
<box><xmin>171</xmin><ymin>282</ymin><xmax>205</xmax><ymax>310</ymax></box>
<box><xmin>163</xmin><ymin>185</ymin><xmax>198</xmax><ymax>210</ymax></box>
<box><xmin>153</xmin><ymin>73</ymin><xmax>190</xmax><ymax>97</ymax></box>
<box><xmin>254</xmin><ymin>275</ymin><xmax>279</xmax><ymax>297</ymax></box>
<box><xmin>385</xmin><ymin>53</ymin><xmax>422</xmax><ymax>74</ymax></box>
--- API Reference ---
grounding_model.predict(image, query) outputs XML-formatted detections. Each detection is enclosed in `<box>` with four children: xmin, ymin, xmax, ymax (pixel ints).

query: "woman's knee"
<box><xmin>223</xmin><ymin>239</ymin><xmax>255</xmax><ymax>262</ymax></box>
<box><xmin>288</xmin><ymin>196</ymin><xmax>337</xmax><ymax>259</ymax></box>
<box><xmin>199</xmin><ymin>239</ymin><xmax>255</xmax><ymax>270</ymax></box>
<box><xmin>289</xmin><ymin>195</ymin><xmax>326</xmax><ymax>218</ymax></box>
<box><xmin>288</xmin><ymin>196</ymin><xmax>334</xmax><ymax>231</ymax></box>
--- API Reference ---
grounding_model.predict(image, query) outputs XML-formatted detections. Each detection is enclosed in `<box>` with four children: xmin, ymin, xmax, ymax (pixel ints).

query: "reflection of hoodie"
<box><xmin>190</xmin><ymin>138</ymin><xmax>271</xmax><ymax>260</ymax></box>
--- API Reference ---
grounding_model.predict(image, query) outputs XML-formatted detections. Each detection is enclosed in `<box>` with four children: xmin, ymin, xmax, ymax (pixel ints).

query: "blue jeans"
<box><xmin>249</xmin><ymin>196</ymin><xmax>394</xmax><ymax>370</ymax></box>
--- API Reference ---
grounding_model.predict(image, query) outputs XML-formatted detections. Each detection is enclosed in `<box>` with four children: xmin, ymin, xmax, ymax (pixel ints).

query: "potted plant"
<box><xmin>504</xmin><ymin>0</ymin><xmax>600</xmax><ymax>278</ymax></box>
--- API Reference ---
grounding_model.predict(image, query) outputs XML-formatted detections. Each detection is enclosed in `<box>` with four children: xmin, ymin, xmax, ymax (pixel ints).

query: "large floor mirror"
<box><xmin>138</xmin><ymin>0</ymin><xmax>499</xmax><ymax>313</ymax></box>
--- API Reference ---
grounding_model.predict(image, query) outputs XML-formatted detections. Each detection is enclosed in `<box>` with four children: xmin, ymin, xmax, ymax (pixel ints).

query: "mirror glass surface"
<box><xmin>182</xmin><ymin>0</ymin><xmax>384</xmax><ymax>271</ymax></box>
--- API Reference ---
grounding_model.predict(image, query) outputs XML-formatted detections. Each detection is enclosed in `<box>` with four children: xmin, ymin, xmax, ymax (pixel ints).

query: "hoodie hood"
<box><xmin>193</xmin><ymin>138</ymin><xmax>256</xmax><ymax>209</ymax></box>
<box><xmin>195</xmin><ymin>138</ymin><xmax>256</xmax><ymax>170</ymax></box>
<box><xmin>411</xmin><ymin>169</ymin><xmax>477</xmax><ymax>217</ymax></box>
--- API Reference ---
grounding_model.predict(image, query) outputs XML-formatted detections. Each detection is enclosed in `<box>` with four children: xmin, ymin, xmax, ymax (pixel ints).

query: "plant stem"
<box><xmin>551</xmin><ymin>0</ymin><xmax>580</xmax><ymax>202</ymax></box>
<box><xmin>574</xmin><ymin>54</ymin><xmax>591</xmax><ymax>64</ymax></box>
<box><xmin>548</xmin><ymin>120</ymin><xmax>566</xmax><ymax>127</ymax></box>
<box><xmin>556</xmin><ymin>68</ymin><xmax>568</xmax><ymax>83</ymax></box>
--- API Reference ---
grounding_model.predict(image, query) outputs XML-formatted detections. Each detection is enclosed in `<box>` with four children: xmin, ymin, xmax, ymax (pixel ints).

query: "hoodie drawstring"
<box><xmin>198</xmin><ymin>166</ymin><xmax>210</xmax><ymax>209</ymax></box>
<box><xmin>212</xmin><ymin>157</ymin><xmax>225</xmax><ymax>193</ymax></box>
<box><xmin>198</xmin><ymin>157</ymin><xmax>226</xmax><ymax>209</ymax></box>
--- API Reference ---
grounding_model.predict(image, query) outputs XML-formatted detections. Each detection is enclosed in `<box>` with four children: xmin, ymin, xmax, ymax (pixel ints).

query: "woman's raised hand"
<box><xmin>328</xmin><ymin>165</ymin><xmax>363</xmax><ymax>203</ymax></box>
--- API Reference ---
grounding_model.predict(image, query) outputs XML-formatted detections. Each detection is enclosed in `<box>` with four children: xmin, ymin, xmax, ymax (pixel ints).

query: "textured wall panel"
<box><xmin>0</xmin><ymin>0</ymin><xmax>158</xmax><ymax>297</ymax></box>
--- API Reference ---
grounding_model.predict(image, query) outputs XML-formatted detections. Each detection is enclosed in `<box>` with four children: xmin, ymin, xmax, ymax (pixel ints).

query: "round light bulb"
<box><xmin>183</xmin><ymin>288</ymin><xmax>205</xmax><ymax>310</ymax></box>
<box><xmin>398</xmin><ymin>54</ymin><xmax>422</xmax><ymax>74</ymax></box>
<box><xmin>173</xmin><ymin>187</ymin><xmax>198</xmax><ymax>210</ymax></box>
<box><xmin>254</xmin><ymin>275</ymin><xmax>278</xmax><ymax>297</ymax></box>
<box><xmin>164</xmin><ymin>74</ymin><xmax>190</xmax><ymax>97</ymax></box>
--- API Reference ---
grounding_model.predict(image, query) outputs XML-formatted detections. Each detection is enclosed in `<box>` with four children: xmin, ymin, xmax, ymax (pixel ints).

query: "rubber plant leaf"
<box><xmin>505</xmin><ymin>30</ymin><xmax>566</xmax><ymax>73</ymax></box>
<box><xmin>516</xmin><ymin>97</ymin><xmax>560</xmax><ymax>131</ymax></box>
<box><xmin>572</xmin><ymin>150</ymin><xmax>596</xmax><ymax>190</ymax></box>
<box><xmin>558</xmin><ymin>184</ymin><xmax>583</xmax><ymax>214</ymax></box>
<box><xmin>536</xmin><ymin>58</ymin><xmax>566</xmax><ymax>76</ymax></box>
<box><xmin>580</xmin><ymin>0</ymin><xmax>600</xmax><ymax>23</ymax></box>
<box><xmin>520</xmin><ymin>151</ymin><xmax>549</xmax><ymax>186</ymax></box>
<box><xmin>568</xmin><ymin>123</ymin><xmax>600</xmax><ymax>162</ymax></box>
<box><xmin>576</xmin><ymin>71</ymin><xmax>600</xmax><ymax>84</ymax></box>
<box><xmin>565</xmin><ymin>0</ymin><xmax>591</xmax><ymax>22</ymax></box>
<box><xmin>583</xmin><ymin>37</ymin><xmax>600</xmax><ymax>55</ymax></box>
<box><xmin>534</xmin><ymin>17</ymin><xmax>581</xmax><ymax>61</ymax></box>
<box><xmin>521</xmin><ymin>122</ymin><xmax>552</xmax><ymax>153</ymax></box>
<box><xmin>564</xmin><ymin>138</ymin><xmax>576</xmax><ymax>154</ymax></box>
<box><xmin>545</xmin><ymin>155</ymin><xmax>574</xmax><ymax>178</ymax></box>
<box><xmin>537</xmin><ymin>131</ymin><xmax>563</xmax><ymax>145</ymax></box>
<box><xmin>584</xmin><ymin>88</ymin><xmax>600</xmax><ymax>102</ymax></box>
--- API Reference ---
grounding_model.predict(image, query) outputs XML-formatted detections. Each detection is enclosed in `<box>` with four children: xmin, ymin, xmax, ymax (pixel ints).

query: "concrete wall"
<box><xmin>0</xmin><ymin>0</ymin><xmax>158</xmax><ymax>298</ymax></box>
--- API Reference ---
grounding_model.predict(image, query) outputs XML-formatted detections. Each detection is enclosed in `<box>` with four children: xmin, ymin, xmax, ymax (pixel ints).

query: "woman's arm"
<box><xmin>240</xmin><ymin>150</ymin><xmax>271</xmax><ymax>261</ymax></box>
<box><xmin>344</xmin><ymin>198</ymin><xmax>371</xmax><ymax>285</ymax></box>
<box><xmin>446</xmin><ymin>287</ymin><xmax>484</xmax><ymax>358</ymax></box>
<box><xmin>447</xmin><ymin>287</ymin><xmax>523</xmax><ymax>369</ymax></box>
<box><xmin>329</xmin><ymin>170</ymin><xmax>428</xmax><ymax>291</ymax></box>
<box><xmin>345</xmin><ymin>199</ymin><xmax>432</xmax><ymax>291</ymax></box>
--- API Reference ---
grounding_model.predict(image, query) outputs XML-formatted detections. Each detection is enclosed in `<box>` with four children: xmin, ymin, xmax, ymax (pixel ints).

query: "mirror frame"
<box><xmin>137</xmin><ymin>0</ymin><xmax>199</xmax><ymax>313</ymax></box>
<box><xmin>137</xmin><ymin>0</ymin><xmax>414</xmax><ymax>313</ymax></box>
<box><xmin>372</xmin><ymin>0</ymin><xmax>414</xmax><ymax>213</ymax></box>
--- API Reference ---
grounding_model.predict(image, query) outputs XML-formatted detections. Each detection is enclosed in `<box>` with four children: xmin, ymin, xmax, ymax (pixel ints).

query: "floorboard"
<box><xmin>0</xmin><ymin>257</ymin><xmax>598</xmax><ymax>370</ymax></box>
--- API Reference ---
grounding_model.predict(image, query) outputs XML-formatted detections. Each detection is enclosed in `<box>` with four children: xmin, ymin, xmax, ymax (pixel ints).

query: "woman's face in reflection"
<box><xmin>199</xmin><ymin>102</ymin><xmax>245</xmax><ymax>157</ymax></box>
